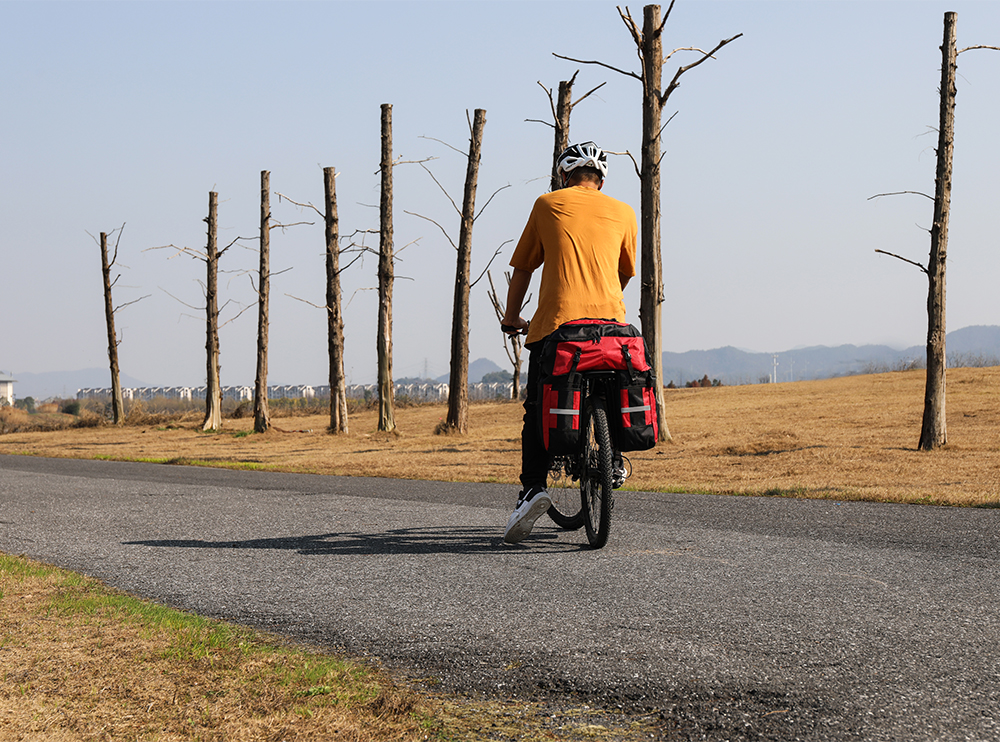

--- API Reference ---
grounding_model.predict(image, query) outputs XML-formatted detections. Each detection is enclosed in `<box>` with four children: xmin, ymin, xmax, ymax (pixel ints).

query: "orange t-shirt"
<box><xmin>510</xmin><ymin>186</ymin><xmax>637</xmax><ymax>345</ymax></box>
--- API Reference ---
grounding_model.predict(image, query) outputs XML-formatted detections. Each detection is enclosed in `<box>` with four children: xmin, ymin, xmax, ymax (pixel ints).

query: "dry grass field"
<box><xmin>3</xmin><ymin>367</ymin><xmax>999</xmax><ymax>507</ymax></box>
<box><xmin>1</xmin><ymin>555</ymin><xmax>654</xmax><ymax>742</ymax></box>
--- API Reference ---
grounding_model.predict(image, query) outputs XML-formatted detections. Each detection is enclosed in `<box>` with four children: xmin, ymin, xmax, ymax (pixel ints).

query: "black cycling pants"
<box><xmin>520</xmin><ymin>340</ymin><xmax>549</xmax><ymax>490</ymax></box>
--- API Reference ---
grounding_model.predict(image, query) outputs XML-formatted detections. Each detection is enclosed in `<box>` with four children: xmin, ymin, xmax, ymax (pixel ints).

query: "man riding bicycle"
<box><xmin>501</xmin><ymin>141</ymin><xmax>638</xmax><ymax>544</ymax></box>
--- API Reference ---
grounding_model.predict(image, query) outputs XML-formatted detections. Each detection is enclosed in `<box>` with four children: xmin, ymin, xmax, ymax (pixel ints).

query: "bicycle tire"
<box><xmin>546</xmin><ymin>458</ymin><xmax>586</xmax><ymax>530</ymax></box>
<box><xmin>547</xmin><ymin>497</ymin><xmax>585</xmax><ymax>530</ymax></box>
<box><xmin>581</xmin><ymin>397</ymin><xmax>614</xmax><ymax>549</ymax></box>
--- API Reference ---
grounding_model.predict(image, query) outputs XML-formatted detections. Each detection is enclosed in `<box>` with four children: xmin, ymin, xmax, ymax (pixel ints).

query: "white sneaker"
<box><xmin>503</xmin><ymin>486</ymin><xmax>551</xmax><ymax>544</ymax></box>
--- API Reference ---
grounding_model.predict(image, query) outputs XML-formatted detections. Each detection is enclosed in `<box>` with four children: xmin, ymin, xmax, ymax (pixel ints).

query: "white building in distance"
<box><xmin>0</xmin><ymin>373</ymin><xmax>15</xmax><ymax>405</ymax></box>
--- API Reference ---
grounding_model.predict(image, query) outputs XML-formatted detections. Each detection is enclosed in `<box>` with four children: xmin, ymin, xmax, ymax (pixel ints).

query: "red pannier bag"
<box><xmin>537</xmin><ymin>319</ymin><xmax>659</xmax><ymax>454</ymax></box>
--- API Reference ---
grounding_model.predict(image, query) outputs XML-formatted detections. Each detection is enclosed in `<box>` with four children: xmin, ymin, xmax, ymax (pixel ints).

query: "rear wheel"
<box><xmin>581</xmin><ymin>398</ymin><xmax>613</xmax><ymax>549</ymax></box>
<box><xmin>547</xmin><ymin>458</ymin><xmax>585</xmax><ymax>530</ymax></box>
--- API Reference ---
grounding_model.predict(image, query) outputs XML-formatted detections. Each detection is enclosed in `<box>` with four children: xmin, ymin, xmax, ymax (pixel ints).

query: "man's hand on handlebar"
<box><xmin>501</xmin><ymin>317</ymin><xmax>529</xmax><ymax>336</ymax></box>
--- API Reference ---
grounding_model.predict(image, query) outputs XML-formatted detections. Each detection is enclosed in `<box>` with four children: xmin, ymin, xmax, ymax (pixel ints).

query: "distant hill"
<box><xmin>12</xmin><ymin>329</ymin><xmax>1000</xmax><ymax>400</ymax></box>
<box><xmin>662</xmin><ymin>325</ymin><xmax>1000</xmax><ymax>386</ymax></box>
<box><xmin>12</xmin><ymin>368</ymin><xmax>149</xmax><ymax>402</ymax></box>
<box><xmin>433</xmin><ymin>357</ymin><xmax>505</xmax><ymax>385</ymax></box>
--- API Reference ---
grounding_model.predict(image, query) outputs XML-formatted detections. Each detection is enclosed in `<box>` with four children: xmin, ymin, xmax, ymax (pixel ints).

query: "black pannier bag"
<box><xmin>613</xmin><ymin>366</ymin><xmax>659</xmax><ymax>452</ymax></box>
<box><xmin>537</xmin><ymin>319</ymin><xmax>659</xmax><ymax>454</ymax></box>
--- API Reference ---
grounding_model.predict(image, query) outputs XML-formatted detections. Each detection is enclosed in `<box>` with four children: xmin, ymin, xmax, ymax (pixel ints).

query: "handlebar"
<box><xmin>501</xmin><ymin>321</ymin><xmax>529</xmax><ymax>336</ymax></box>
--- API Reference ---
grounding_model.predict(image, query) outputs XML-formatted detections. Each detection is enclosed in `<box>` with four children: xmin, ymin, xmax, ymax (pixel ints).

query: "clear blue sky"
<box><xmin>3</xmin><ymin>1</ymin><xmax>999</xmax><ymax>389</ymax></box>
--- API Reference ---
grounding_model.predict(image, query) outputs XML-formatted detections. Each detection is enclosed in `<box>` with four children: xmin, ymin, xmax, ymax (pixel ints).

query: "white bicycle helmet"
<box><xmin>556</xmin><ymin>141</ymin><xmax>609</xmax><ymax>186</ymax></box>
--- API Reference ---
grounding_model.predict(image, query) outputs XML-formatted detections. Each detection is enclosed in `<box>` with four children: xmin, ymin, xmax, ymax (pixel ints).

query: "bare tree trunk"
<box><xmin>550</xmin><ymin>78</ymin><xmax>575</xmax><ymax>192</ymax></box>
<box><xmin>203</xmin><ymin>191</ymin><xmax>223</xmax><ymax>431</ymax></box>
<box><xmin>99</xmin><ymin>231</ymin><xmax>125</xmax><ymax>425</ymax></box>
<box><xmin>377</xmin><ymin>103</ymin><xmax>396</xmax><ymax>433</ymax></box>
<box><xmin>253</xmin><ymin>171</ymin><xmax>271</xmax><ymax>434</ymax></box>
<box><xmin>920</xmin><ymin>11</ymin><xmax>957</xmax><ymax>451</ymax></box>
<box><xmin>445</xmin><ymin>108</ymin><xmax>486</xmax><ymax>434</ymax></box>
<box><xmin>638</xmin><ymin>4</ymin><xmax>671</xmax><ymax>443</ymax></box>
<box><xmin>324</xmin><ymin>166</ymin><xmax>349</xmax><ymax>434</ymax></box>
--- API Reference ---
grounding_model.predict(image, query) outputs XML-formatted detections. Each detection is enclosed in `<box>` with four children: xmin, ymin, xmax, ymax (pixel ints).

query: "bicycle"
<box><xmin>544</xmin><ymin>370</ymin><xmax>629</xmax><ymax>549</ymax></box>
<box><xmin>503</xmin><ymin>321</ymin><xmax>633</xmax><ymax>549</ymax></box>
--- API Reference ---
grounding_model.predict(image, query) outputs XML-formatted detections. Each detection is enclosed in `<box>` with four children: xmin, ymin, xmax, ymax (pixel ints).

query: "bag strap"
<box><xmin>620</xmin><ymin>344</ymin><xmax>637</xmax><ymax>381</ymax></box>
<box><xmin>568</xmin><ymin>347</ymin><xmax>582</xmax><ymax>375</ymax></box>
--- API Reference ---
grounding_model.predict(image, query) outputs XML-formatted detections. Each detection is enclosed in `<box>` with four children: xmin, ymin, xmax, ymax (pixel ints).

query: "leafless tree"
<box><xmin>872</xmin><ymin>12</ymin><xmax>998</xmax><ymax>451</ymax></box>
<box><xmin>408</xmin><ymin>111</ymin><xmax>508</xmax><ymax>434</ymax></box>
<box><xmin>279</xmin><ymin>170</ymin><xmax>375</xmax><ymax>435</ymax></box>
<box><xmin>323</xmin><ymin>167</ymin><xmax>349</xmax><ymax>433</ymax></box>
<box><xmin>253</xmin><ymin>171</ymin><xmax>272</xmax><ymax>433</ymax></box>
<box><xmin>556</xmin><ymin>3</ymin><xmax>741</xmax><ymax>443</ymax></box>
<box><xmin>445</xmin><ymin>108</ymin><xmax>487</xmax><ymax>433</ymax></box>
<box><xmin>148</xmin><ymin>193</ymin><xmax>248</xmax><ymax>430</ymax></box>
<box><xmin>487</xmin><ymin>270</ymin><xmax>530</xmax><ymax>400</ymax></box>
<box><xmin>94</xmin><ymin>225</ymin><xmax>148</xmax><ymax>425</ymax></box>
<box><xmin>378</xmin><ymin>103</ymin><xmax>397</xmax><ymax>433</ymax></box>
<box><xmin>202</xmin><ymin>192</ymin><xmax>225</xmax><ymax>430</ymax></box>
<box><xmin>527</xmin><ymin>71</ymin><xmax>606</xmax><ymax>192</ymax></box>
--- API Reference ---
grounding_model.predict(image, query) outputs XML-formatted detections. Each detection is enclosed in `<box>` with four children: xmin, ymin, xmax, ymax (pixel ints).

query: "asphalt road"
<box><xmin>1</xmin><ymin>454</ymin><xmax>998</xmax><ymax>741</ymax></box>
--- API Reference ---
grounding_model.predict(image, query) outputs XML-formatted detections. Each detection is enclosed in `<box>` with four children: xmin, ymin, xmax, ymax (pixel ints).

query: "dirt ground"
<box><xmin>2</xmin><ymin>367</ymin><xmax>999</xmax><ymax>506</ymax></box>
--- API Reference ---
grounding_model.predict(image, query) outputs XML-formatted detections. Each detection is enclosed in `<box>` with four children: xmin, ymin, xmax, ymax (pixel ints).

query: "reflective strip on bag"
<box><xmin>621</xmin><ymin>404</ymin><xmax>651</xmax><ymax>414</ymax></box>
<box><xmin>548</xmin><ymin>408</ymin><xmax>580</xmax><ymax>416</ymax></box>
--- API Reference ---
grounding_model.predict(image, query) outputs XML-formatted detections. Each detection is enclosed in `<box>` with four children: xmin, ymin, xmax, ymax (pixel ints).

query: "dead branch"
<box><xmin>284</xmin><ymin>293</ymin><xmax>329</xmax><ymax>311</ymax></box>
<box><xmin>216</xmin><ymin>236</ymin><xmax>254</xmax><ymax>258</ymax></box>
<box><xmin>275</xmin><ymin>191</ymin><xmax>324</xmax><ymax>217</ymax></box>
<box><xmin>346</xmin><ymin>285</ymin><xmax>377</xmax><ymax>308</ymax></box>
<box><xmin>665</xmin><ymin>46</ymin><xmax>712</xmax><ymax>63</ymax></box>
<box><xmin>113</xmin><ymin>294</ymin><xmax>150</xmax><ymax>314</ymax></box>
<box><xmin>344</xmin><ymin>227</ymin><xmax>380</xmax><ymax>249</ymax></box>
<box><xmin>662</xmin><ymin>33</ymin><xmax>744</xmax><ymax>104</ymax></box>
<box><xmin>612</xmin><ymin>149</ymin><xmax>641</xmax><ymax>179</ymax></box>
<box><xmin>418</xmin><ymin>161</ymin><xmax>462</xmax><ymax>216</ymax></box>
<box><xmin>553</xmin><ymin>51</ymin><xmax>640</xmax><ymax>81</ymax></box>
<box><xmin>146</xmin><ymin>243</ymin><xmax>207</xmax><ymax>261</ymax></box>
<box><xmin>404</xmin><ymin>210</ymin><xmax>457</xmax><ymax>250</ymax></box>
<box><xmin>159</xmin><ymin>286</ymin><xmax>203</xmax><ymax>312</ymax></box>
<box><xmin>525</xmin><ymin>118</ymin><xmax>555</xmax><ymax>129</ymax></box>
<box><xmin>87</xmin><ymin>223</ymin><xmax>126</xmax><ymax>267</ymax></box>
<box><xmin>487</xmin><ymin>271</ymin><xmax>518</xmax><ymax>367</ymax></box>
<box><xmin>538</xmin><ymin>79</ymin><xmax>558</xmax><ymax>121</ymax></box>
<box><xmin>655</xmin><ymin>111</ymin><xmax>680</xmax><ymax>166</ymax></box>
<box><xmin>419</xmin><ymin>135</ymin><xmax>466</xmax><ymax>157</ymax></box>
<box><xmin>868</xmin><ymin>191</ymin><xmax>934</xmax><ymax>201</ymax></box>
<box><xmin>110</xmin><ymin>224</ymin><xmax>125</xmax><ymax>267</ymax></box>
<box><xmin>573</xmin><ymin>80</ymin><xmax>607</xmax><ymax>107</ymax></box>
<box><xmin>395</xmin><ymin>236</ymin><xmax>422</xmax><ymax>256</ymax></box>
<box><xmin>374</xmin><ymin>155</ymin><xmax>438</xmax><ymax>175</ymax></box>
<box><xmin>617</xmin><ymin>6</ymin><xmax>643</xmax><ymax>49</ymax></box>
<box><xmin>272</xmin><ymin>220</ymin><xmax>314</xmax><ymax>232</ymax></box>
<box><xmin>218</xmin><ymin>300</ymin><xmax>254</xmax><ymax>329</ymax></box>
<box><xmin>470</xmin><ymin>240</ymin><xmax>512</xmax><ymax>289</ymax></box>
<box><xmin>474</xmin><ymin>183</ymin><xmax>512</xmax><ymax>222</ymax></box>
<box><xmin>487</xmin><ymin>269</ymin><xmax>532</xmax><ymax>367</ymax></box>
<box><xmin>958</xmin><ymin>45</ymin><xmax>1000</xmax><ymax>54</ymax></box>
<box><xmin>875</xmin><ymin>248</ymin><xmax>928</xmax><ymax>274</ymax></box>
<box><xmin>337</xmin><ymin>250</ymin><xmax>367</xmax><ymax>276</ymax></box>
<box><xmin>527</xmin><ymin>73</ymin><xmax>603</xmax><ymax>129</ymax></box>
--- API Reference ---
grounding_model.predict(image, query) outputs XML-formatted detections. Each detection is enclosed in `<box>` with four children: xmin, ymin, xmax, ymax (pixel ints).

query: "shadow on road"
<box><xmin>124</xmin><ymin>526</ymin><xmax>587</xmax><ymax>555</ymax></box>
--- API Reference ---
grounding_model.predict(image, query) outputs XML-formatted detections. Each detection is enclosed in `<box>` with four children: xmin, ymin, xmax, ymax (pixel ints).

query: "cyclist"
<box><xmin>501</xmin><ymin>141</ymin><xmax>637</xmax><ymax>544</ymax></box>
